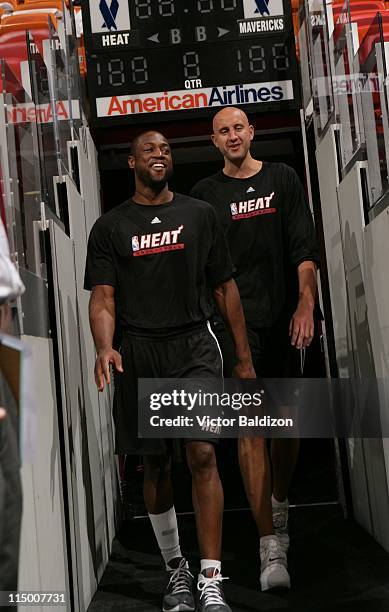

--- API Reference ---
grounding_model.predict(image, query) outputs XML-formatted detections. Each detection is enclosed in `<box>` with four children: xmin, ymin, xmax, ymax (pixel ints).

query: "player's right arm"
<box><xmin>213</xmin><ymin>279</ymin><xmax>256</xmax><ymax>379</ymax></box>
<box><xmin>89</xmin><ymin>285</ymin><xmax>123</xmax><ymax>392</ymax></box>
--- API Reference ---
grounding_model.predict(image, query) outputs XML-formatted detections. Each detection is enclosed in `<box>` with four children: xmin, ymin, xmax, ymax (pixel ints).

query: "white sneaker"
<box><xmin>260</xmin><ymin>536</ymin><xmax>291</xmax><ymax>591</ymax></box>
<box><xmin>272</xmin><ymin>495</ymin><xmax>290</xmax><ymax>553</ymax></box>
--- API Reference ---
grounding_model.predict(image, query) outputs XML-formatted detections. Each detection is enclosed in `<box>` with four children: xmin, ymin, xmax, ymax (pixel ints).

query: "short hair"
<box><xmin>130</xmin><ymin>130</ymin><xmax>168</xmax><ymax>155</ymax></box>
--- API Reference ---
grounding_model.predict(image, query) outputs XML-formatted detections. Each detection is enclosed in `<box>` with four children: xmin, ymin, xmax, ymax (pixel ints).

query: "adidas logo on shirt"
<box><xmin>246</xmin><ymin>186</ymin><xmax>256</xmax><ymax>193</ymax></box>
<box><xmin>151</xmin><ymin>217</ymin><xmax>162</xmax><ymax>224</ymax></box>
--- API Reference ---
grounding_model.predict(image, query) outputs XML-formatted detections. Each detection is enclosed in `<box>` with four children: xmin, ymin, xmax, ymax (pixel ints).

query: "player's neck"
<box><xmin>132</xmin><ymin>184</ymin><xmax>173</xmax><ymax>205</ymax></box>
<box><xmin>223</xmin><ymin>154</ymin><xmax>263</xmax><ymax>179</ymax></box>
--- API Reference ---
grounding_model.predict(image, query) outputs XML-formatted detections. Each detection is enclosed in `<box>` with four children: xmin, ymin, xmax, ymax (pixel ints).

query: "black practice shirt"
<box><xmin>84</xmin><ymin>193</ymin><xmax>234</xmax><ymax>331</ymax></box>
<box><xmin>191</xmin><ymin>163</ymin><xmax>319</xmax><ymax>328</ymax></box>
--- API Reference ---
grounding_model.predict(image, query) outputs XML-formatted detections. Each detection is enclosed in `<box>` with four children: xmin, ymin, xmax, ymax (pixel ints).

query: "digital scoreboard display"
<box><xmin>81</xmin><ymin>0</ymin><xmax>300</xmax><ymax>125</ymax></box>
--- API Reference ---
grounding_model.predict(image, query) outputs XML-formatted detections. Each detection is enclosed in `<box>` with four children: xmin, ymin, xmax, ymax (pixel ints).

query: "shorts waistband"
<box><xmin>122</xmin><ymin>321</ymin><xmax>208</xmax><ymax>340</ymax></box>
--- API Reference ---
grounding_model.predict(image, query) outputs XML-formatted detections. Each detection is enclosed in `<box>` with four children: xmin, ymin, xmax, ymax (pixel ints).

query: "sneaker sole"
<box><xmin>261</xmin><ymin>581</ymin><xmax>291</xmax><ymax>592</ymax></box>
<box><xmin>163</xmin><ymin>605</ymin><xmax>195</xmax><ymax>612</ymax></box>
<box><xmin>261</xmin><ymin>578</ymin><xmax>291</xmax><ymax>592</ymax></box>
<box><xmin>260</xmin><ymin>567</ymin><xmax>291</xmax><ymax>592</ymax></box>
<box><xmin>195</xmin><ymin>606</ymin><xmax>231</xmax><ymax>612</ymax></box>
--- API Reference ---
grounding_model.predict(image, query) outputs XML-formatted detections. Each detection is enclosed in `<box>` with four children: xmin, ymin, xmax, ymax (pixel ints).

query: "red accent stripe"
<box><xmin>232</xmin><ymin>207</ymin><xmax>276</xmax><ymax>220</ymax></box>
<box><xmin>133</xmin><ymin>243</ymin><xmax>185</xmax><ymax>257</ymax></box>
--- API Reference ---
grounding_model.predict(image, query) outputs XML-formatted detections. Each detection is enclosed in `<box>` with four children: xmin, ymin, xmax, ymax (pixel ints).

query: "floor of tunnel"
<box><xmin>88</xmin><ymin>504</ymin><xmax>389</xmax><ymax>612</ymax></box>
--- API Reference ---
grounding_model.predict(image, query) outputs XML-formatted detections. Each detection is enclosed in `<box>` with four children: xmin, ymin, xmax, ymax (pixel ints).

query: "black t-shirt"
<box><xmin>191</xmin><ymin>162</ymin><xmax>319</xmax><ymax>328</ymax></box>
<box><xmin>84</xmin><ymin>193</ymin><xmax>234</xmax><ymax>331</ymax></box>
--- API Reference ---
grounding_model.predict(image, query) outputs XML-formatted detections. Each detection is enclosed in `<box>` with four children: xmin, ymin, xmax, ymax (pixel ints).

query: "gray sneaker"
<box><xmin>260</xmin><ymin>536</ymin><xmax>291</xmax><ymax>591</ymax></box>
<box><xmin>163</xmin><ymin>558</ymin><xmax>195</xmax><ymax>612</ymax></box>
<box><xmin>197</xmin><ymin>570</ymin><xmax>231</xmax><ymax>612</ymax></box>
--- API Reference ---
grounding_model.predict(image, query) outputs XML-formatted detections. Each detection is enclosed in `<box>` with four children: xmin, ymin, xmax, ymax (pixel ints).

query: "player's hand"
<box><xmin>94</xmin><ymin>348</ymin><xmax>123</xmax><ymax>392</ymax></box>
<box><xmin>0</xmin><ymin>407</ymin><xmax>6</xmax><ymax>420</ymax></box>
<box><xmin>233</xmin><ymin>359</ymin><xmax>256</xmax><ymax>379</ymax></box>
<box><xmin>289</xmin><ymin>297</ymin><xmax>314</xmax><ymax>349</ymax></box>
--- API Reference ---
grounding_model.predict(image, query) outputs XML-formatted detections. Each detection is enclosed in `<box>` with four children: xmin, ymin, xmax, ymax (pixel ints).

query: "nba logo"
<box><xmin>132</xmin><ymin>236</ymin><xmax>139</xmax><ymax>252</ymax></box>
<box><xmin>243</xmin><ymin>0</ymin><xmax>284</xmax><ymax>19</ymax></box>
<box><xmin>230</xmin><ymin>203</ymin><xmax>238</xmax><ymax>216</ymax></box>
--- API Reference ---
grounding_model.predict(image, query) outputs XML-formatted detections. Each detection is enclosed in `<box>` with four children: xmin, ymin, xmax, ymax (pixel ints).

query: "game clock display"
<box><xmin>81</xmin><ymin>0</ymin><xmax>300</xmax><ymax>124</ymax></box>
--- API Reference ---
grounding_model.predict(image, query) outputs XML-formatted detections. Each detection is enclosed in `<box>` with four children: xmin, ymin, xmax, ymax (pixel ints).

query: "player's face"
<box><xmin>212</xmin><ymin>108</ymin><xmax>254</xmax><ymax>162</ymax></box>
<box><xmin>129</xmin><ymin>132</ymin><xmax>173</xmax><ymax>188</ymax></box>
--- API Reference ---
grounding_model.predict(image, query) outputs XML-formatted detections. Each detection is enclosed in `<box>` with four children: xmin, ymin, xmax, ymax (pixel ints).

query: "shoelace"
<box><xmin>168</xmin><ymin>558</ymin><xmax>194</xmax><ymax>595</ymax></box>
<box><xmin>198</xmin><ymin>572</ymin><xmax>229</xmax><ymax>606</ymax></box>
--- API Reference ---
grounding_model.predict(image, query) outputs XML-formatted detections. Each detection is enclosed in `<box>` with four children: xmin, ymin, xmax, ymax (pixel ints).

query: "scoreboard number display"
<box><xmin>81</xmin><ymin>0</ymin><xmax>300</xmax><ymax>124</ymax></box>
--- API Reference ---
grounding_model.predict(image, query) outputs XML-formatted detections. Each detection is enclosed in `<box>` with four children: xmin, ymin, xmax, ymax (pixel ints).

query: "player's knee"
<box><xmin>186</xmin><ymin>442</ymin><xmax>216</xmax><ymax>474</ymax></box>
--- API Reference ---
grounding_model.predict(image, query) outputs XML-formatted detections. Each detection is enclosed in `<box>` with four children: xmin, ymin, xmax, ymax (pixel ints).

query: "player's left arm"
<box><xmin>289</xmin><ymin>260</ymin><xmax>317</xmax><ymax>349</ymax></box>
<box><xmin>213</xmin><ymin>279</ymin><xmax>256</xmax><ymax>379</ymax></box>
<box><xmin>206</xmin><ymin>206</ymin><xmax>255</xmax><ymax>378</ymax></box>
<box><xmin>283</xmin><ymin>165</ymin><xmax>319</xmax><ymax>349</ymax></box>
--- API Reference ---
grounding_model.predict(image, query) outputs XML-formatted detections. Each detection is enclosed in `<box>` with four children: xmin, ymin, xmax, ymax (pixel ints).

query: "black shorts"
<box><xmin>213</xmin><ymin>317</ymin><xmax>305</xmax><ymax>412</ymax></box>
<box><xmin>113</xmin><ymin>322</ymin><xmax>222</xmax><ymax>455</ymax></box>
<box><xmin>213</xmin><ymin>317</ymin><xmax>302</xmax><ymax>378</ymax></box>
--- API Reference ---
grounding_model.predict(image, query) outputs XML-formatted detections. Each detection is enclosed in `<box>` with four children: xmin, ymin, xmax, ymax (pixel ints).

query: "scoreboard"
<box><xmin>81</xmin><ymin>0</ymin><xmax>300</xmax><ymax>125</ymax></box>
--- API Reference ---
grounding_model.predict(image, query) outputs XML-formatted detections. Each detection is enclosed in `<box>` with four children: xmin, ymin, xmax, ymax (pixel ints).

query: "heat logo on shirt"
<box><xmin>230</xmin><ymin>192</ymin><xmax>276</xmax><ymax>220</ymax></box>
<box><xmin>131</xmin><ymin>225</ymin><xmax>184</xmax><ymax>257</ymax></box>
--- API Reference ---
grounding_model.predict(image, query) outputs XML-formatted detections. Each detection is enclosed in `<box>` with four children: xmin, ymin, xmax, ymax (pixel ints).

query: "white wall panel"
<box><xmin>66</xmin><ymin>126</ymin><xmax>118</xmax><ymax>587</ymax></box>
<box><xmin>346</xmin><ymin>263</ymin><xmax>389</xmax><ymax>541</ymax></box>
<box><xmin>363</xmin><ymin>210</ymin><xmax>389</xmax><ymax>399</ymax></box>
<box><xmin>49</xmin><ymin>221</ymin><xmax>95</xmax><ymax>611</ymax></box>
<box><xmin>363</xmin><ymin>438</ymin><xmax>389</xmax><ymax>552</ymax></box>
<box><xmin>98</xmin><ymin>385</ymin><xmax>118</xmax><ymax>546</ymax></box>
<box><xmin>66</xmin><ymin>174</ymin><xmax>115</xmax><ymax>580</ymax></box>
<box><xmin>71</xmin><ymin>140</ymin><xmax>99</xmax><ymax>236</ymax></box>
<box><xmin>325</xmin><ymin>215</ymin><xmax>354</xmax><ymax>378</ymax></box>
<box><xmin>18</xmin><ymin>336</ymin><xmax>68</xmax><ymax>612</ymax></box>
<box><xmin>18</xmin><ymin>463</ymin><xmax>42</xmax><ymax>612</ymax></box>
<box><xmin>70</xmin><ymin>133</ymin><xmax>118</xmax><ymax>546</ymax></box>
<box><xmin>316</xmin><ymin>128</ymin><xmax>371</xmax><ymax>531</ymax></box>
<box><xmin>346</xmin><ymin>438</ymin><xmax>372</xmax><ymax>533</ymax></box>
<box><xmin>316</xmin><ymin>127</ymin><xmax>354</xmax><ymax>378</ymax></box>
<box><xmin>337</xmin><ymin>163</ymin><xmax>366</xmax><ymax>281</ymax></box>
<box><xmin>363</xmin><ymin>209</ymin><xmax>389</xmax><ymax>551</ymax></box>
<box><xmin>85</xmin><ymin>127</ymin><xmax>102</xmax><ymax>228</ymax></box>
<box><xmin>337</xmin><ymin>167</ymin><xmax>389</xmax><ymax>551</ymax></box>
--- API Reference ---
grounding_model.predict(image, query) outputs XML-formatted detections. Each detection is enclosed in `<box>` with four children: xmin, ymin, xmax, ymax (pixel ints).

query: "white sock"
<box><xmin>272</xmin><ymin>494</ymin><xmax>288</xmax><ymax>507</ymax></box>
<box><xmin>200</xmin><ymin>559</ymin><xmax>221</xmax><ymax>576</ymax></box>
<box><xmin>148</xmin><ymin>507</ymin><xmax>182</xmax><ymax>569</ymax></box>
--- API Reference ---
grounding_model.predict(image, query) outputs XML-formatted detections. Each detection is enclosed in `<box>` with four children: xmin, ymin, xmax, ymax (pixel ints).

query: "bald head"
<box><xmin>212</xmin><ymin>107</ymin><xmax>250</xmax><ymax>134</ymax></box>
<box><xmin>211</xmin><ymin>107</ymin><xmax>254</xmax><ymax>163</ymax></box>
